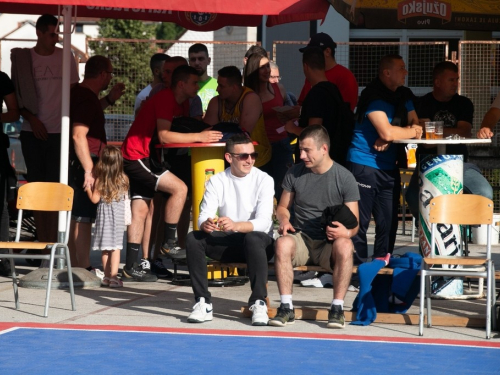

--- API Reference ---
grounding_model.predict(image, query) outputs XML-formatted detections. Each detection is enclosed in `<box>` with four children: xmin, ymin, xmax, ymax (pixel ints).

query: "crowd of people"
<box><xmin>0</xmin><ymin>14</ymin><xmax>499</xmax><ymax>328</ymax></box>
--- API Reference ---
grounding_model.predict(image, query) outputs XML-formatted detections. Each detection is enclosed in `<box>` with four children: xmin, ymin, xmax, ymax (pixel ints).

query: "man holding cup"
<box><xmin>406</xmin><ymin>61</ymin><xmax>493</xmax><ymax>219</ymax></box>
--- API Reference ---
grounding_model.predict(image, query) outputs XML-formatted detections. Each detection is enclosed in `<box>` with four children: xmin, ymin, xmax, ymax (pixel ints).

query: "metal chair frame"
<box><xmin>0</xmin><ymin>182</ymin><xmax>75</xmax><ymax>317</ymax></box>
<box><xmin>419</xmin><ymin>194</ymin><xmax>495</xmax><ymax>339</ymax></box>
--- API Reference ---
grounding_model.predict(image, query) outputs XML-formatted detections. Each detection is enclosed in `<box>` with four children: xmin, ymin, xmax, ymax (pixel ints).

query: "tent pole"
<box><xmin>57</xmin><ymin>5</ymin><xmax>73</xmax><ymax>268</ymax></box>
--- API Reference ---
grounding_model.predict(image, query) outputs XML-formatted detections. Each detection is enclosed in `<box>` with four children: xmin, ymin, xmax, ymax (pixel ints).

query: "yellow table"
<box><xmin>159</xmin><ymin>142</ymin><xmax>226</xmax><ymax>230</ymax></box>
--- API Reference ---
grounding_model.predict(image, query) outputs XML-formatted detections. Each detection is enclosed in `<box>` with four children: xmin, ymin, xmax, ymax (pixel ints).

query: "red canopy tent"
<box><xmin>0</xmin><ymin>0</ymin><xmax>330</xmax><ymax>31</ymax></box>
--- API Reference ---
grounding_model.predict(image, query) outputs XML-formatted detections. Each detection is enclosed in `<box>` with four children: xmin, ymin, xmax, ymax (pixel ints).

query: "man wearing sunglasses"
<box><xmin>185</xmin><ymin>134</ymin><xmax>275</xmax><ymax>326</ymax></box>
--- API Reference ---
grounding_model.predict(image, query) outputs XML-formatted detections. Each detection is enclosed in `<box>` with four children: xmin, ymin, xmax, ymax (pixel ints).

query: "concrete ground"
<box><xmin>1</xmin><ymin>221</ymin><xmax>499</xmax><ymax>342</ymax></box>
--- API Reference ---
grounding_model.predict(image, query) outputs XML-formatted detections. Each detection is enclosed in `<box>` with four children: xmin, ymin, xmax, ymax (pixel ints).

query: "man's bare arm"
<box><xmin>157</xmin><ymin>118</ymin><xmax>222</xmax><ymax>144</ymax></box>
<box><xmin>72</xmin><ymin>123</ymin><xmax>94</xmax><ymax>189</ymax></box>
<box><xmin>203</xmin><ymin>97</ymin><xmax>219</xmax><ymax>126</ymax></box>
<box><xmin>276</xmin><ymin>190</ymin><xmax>296</xmax><ymax>235</ymax></box>
<box><xmin>368</xmin><ymin>110</ymin><xmax>422</xmax><ymax>141</ymax></box>
<box><xmin>478</xmin><ymin>107</ymin><xmax>500</xmax><ymax>138</ymax></box>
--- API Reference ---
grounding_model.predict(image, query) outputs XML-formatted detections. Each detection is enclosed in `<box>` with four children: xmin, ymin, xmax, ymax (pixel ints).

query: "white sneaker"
<box><xmin>249</xmin><ymin>300</ymin><xmax>269</xmax><ymax>326</ymax></box>
<box><xmin>187</xmin><ymin>297</ymin><xmax>213</xmax><ymax>323</ymax></box>
<box><xmin>300</xmin><ymin>272</ymin><xmax>333</xmax><ymax>288</ymax></box>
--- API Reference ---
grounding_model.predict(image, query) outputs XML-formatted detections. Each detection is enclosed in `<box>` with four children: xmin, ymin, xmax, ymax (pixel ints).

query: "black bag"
<box><xmin>211</xmin><ymin>122</ymin><xmax>250</xmax><ymax>141</ymax></box>
<box><xmin>320</xmin><ymin>204</ymin><xmax>358</xmax><ymax>243</ymax></box>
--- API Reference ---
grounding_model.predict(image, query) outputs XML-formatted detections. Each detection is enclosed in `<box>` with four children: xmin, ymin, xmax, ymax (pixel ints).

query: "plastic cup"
<box><xmin>425</xmin><ymin>122</ymin><xmax>435</xmax><ymax>140</ymax></box>
<box><xmin>434</xmin><ymin>121</ymin><xmax>444</xmax><ymax>139</ymax></box>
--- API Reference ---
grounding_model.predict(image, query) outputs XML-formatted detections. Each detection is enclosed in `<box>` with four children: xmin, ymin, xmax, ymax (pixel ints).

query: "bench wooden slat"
<box><xmin>240</xmin><ymin>307</ymin><xmax>486</xmax><ymax>327</ymax></box>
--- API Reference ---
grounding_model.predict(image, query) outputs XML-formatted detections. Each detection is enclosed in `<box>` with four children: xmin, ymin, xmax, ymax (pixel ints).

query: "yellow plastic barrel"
<box><xmin>191</xmin><ymin>146</ymin><xmax>225</xmax><ymax>230</ymax></box>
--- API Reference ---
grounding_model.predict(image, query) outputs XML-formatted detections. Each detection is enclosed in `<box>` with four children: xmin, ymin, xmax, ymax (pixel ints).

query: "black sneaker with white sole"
<box><xmin>327</xmin><ymin>304</ymin><xmax>345</xmax><ymax>328</ymax></box>
<box><xmin>160</xmin><ymin>242</ymin><xmax>186</xmax><ymax>260</ymax></box>
<box><xmin>151</xmin><ymin>258</ymin><xmax>173</xmax><ymax>278</ymax></box>
<box><xmin>268</xmin><ymin>303</ymin><xmax>295</xmax><ymax>327</ymax></box>
<box><xmin>122</xmin><ymin>262</ymin><xmax>158</xmax><ymax>282</ymax></box>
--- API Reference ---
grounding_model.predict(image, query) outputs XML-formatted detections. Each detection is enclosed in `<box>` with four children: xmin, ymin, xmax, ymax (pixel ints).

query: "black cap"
<box><xmin>299</xmin><ymin>32</ymin><xmax>337</xmax><ymax>53</ymax></box>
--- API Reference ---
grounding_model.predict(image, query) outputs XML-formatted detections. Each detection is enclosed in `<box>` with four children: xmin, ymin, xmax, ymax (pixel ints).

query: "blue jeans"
<box><xmin>406</xmin><ymin>162</ymin><xmax>493</xmax><ymax>220</ymax></box>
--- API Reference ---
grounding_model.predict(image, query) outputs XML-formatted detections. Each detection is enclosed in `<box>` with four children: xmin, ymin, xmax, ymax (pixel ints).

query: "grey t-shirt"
<box><xmin>282</xmin><ymin>162</ymin><xmax>360</xmax><ymax>240</ymax></box>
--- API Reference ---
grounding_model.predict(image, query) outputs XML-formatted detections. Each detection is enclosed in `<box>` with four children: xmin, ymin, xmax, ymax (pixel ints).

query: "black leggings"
<box><xmin>186</xmin><ymin>231</ymin><xmax>274</xmax><ymax>306</ymax></box>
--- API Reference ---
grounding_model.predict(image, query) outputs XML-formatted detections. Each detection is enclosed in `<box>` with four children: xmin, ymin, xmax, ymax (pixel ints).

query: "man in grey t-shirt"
<box><xmin>269</xmin><ymin>125</ymin><xmax>360</xmax><ymax>329</ymax></box>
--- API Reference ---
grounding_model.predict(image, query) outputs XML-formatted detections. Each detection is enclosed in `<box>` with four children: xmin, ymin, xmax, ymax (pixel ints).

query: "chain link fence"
<box><xmin>272</xmin><ymin>41</ymin><xmax>449</xmax><ymax>100</ymax></box>
<box><xmin>459</xmin><ymin>41</ymin><xmax>500</xmax><ymax>211</ymax></box>
<box><xmin>86</xmin><ymin>38</ymin><xmax>257</xmax><ymax>141</ymax></box>
<box><xmin>1</xmin><ymin>37</ymin><xmax>498</xmax><ymax>209</ymax></box>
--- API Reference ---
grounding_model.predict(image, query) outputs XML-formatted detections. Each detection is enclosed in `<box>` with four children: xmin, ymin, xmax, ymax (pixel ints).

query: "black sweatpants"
<box><xmin>186</xmin><ymin>231</ymin><xmax>274</xmax><ymax>306</ymax></box>
<box><xmin>348</xmin><ymin>162</ymin><xmax>401</xmax><ymax>260</ymax></box>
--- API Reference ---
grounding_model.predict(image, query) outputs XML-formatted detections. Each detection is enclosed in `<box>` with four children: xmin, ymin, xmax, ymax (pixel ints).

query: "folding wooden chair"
<box><xmin>0</xmin><ymin>182</ymin><xmax>75</xmax><ymax>317</ymax></box>
<box><xmin>419</xmin><ymin>194</ymin><xmax>495</xmax><ymax>339</ymax></box>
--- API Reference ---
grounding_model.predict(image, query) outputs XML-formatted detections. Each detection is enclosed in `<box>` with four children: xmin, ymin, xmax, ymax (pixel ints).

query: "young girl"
<box><xmin>86</xmin><ymin>146</ymin><xmax>129</xmax><ymax>288</ymax></box>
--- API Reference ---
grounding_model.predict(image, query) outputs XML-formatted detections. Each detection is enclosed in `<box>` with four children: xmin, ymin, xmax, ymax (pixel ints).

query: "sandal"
<box><xmin>101</xmin><ymin>277</ymin><xmax>110</xmax><ymax>286</ymax></box>
<box><xmin>109</xmin><ymin>278</ymin><xmax>123</xmax><ymax>288</ymax></box>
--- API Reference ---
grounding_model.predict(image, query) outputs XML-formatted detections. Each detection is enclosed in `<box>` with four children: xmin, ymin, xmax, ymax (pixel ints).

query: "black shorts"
<box><xmin>20</xmin><ymin>131</ymin><xmax>60</xmax><ymax>183</ymax></box>
<box><xmin>123</xmin><ymin>158</ymin><xmax>169</xmax><ymax>200</ymax></box>
<box><xmin>165</xmin><ymin>151</ymin><xmax>192</xmax><ymax>195</ymax></box>
<box><xmin>69</xmin><ymin>159</ymin><xmax>98</xmax><ymax>222</ymax></box>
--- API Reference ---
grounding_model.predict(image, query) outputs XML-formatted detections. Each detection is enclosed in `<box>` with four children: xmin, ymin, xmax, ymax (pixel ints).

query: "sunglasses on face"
<box><xmin>229</xmin><ymin>152</ymin><xmax>258</xmax><ymax>161</ymax></box>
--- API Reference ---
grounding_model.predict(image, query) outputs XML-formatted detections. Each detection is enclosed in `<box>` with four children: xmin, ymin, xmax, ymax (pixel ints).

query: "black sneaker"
<box><xmin>122</xmin><ymin>262</ymin><xmax>158</xmax><ymax>282</ymax></box>
<box><xmin>268</xmin><ymin>303</ymin><xmax>295</xmax><ymax>327</ymax></box>
<box><xmin>160</xmin><ymin>242</ymin><xmax>186</xmax><ymax>260</ymax></box>
<box><xmin>150</xmin><ymin>258</ymin><xmax>173</xmax><ymax>279</ymax></box>
<box><xmin>327</xmin><ymin>304</ymin><xmax>345</xmax><ymax>329</ymax></box>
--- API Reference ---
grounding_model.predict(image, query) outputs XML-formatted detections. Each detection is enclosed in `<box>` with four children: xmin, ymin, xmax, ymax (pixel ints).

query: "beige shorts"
<box><xmin>287</xmin><ymin>232</ymin><xmax>335</xmax><ymax>272</ymax></box>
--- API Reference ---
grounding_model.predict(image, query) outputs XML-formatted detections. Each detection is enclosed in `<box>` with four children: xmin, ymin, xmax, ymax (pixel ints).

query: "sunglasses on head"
<box><xmin>229</xmin><ymin>152</ymin><xmax>258</xmax><ymax>161</ymax></box>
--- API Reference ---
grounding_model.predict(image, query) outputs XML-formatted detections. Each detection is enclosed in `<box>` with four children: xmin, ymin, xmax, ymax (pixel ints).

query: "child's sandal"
<box><xmin>109</xmin><ymin>278</ymin><xmax>123</xmax><ymax>288</ymax></box>
<box><xmin>101</xmin><ymin>277</ymin><xmax>110</xmax><ymax>287</ymax></box>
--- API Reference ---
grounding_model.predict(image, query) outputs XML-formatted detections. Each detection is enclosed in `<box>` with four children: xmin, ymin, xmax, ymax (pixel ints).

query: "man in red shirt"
<box><xmin>121</xmin><ymin>65</ymin><xmax>222</xmax><ymax>281</ymax></box>
<box><xmin>298</xmin><ymin>33</ymin><xmax>358</xmax><ymax>111</ymax></box>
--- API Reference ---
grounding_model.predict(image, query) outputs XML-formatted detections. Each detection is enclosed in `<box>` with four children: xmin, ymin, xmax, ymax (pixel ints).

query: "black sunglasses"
<box><xmin>229</xmin><ymin>152</ymin><xmax>258</xmax><ymax>161</ymax></box>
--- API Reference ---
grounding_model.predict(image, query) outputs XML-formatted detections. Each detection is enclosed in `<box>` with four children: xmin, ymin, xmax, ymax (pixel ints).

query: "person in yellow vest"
<box><xmin>204</xmin><ymin>66</ymin><xmax>271</xmax><ymax>168</ymax></box>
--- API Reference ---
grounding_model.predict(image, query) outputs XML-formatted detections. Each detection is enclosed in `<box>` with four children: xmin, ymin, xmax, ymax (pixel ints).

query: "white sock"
<box><xmin>280</xmin><ymin>295</ymin><xmax>293</xmax><ymax>309</ymax></box>
<box><xmin>332</xmin><ymin>299</ymin><xmax>344</xmax><ymax>309</ymax></box>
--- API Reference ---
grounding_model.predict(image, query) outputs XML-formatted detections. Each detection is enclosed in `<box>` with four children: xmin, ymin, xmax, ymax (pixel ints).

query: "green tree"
<box><xmin>156</xmin><ymin>23</ymin><xmax>185</xmax><ymax>50</ymax></box>
<box><xmin>89</xmin><ymin>20</ymin><xmax>158</xmax><ymax>115</ymax></box>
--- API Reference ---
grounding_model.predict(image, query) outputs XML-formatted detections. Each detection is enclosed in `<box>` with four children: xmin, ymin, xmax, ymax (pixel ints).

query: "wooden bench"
<box><xmin>205</xmin><ymin>260</ymin><xmax>498</xmax><ymax>328</ymax></box>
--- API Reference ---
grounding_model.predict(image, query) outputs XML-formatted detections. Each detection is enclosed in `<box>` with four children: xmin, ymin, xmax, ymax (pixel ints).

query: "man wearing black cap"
<box><xmin>298</xmin><ymin>32</ymin><xmax>358</xmax><ymax>111</ymax></box>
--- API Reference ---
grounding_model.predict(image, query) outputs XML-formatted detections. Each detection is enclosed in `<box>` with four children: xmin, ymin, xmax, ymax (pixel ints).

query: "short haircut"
<box><xmin>84</xmin><ymin>55</ymin><xmax>110</xmax><ymax>79</ymax></box>
<box><xmin>378</xmin><ymin>54</ymin><xmax>403</xmax><ymax>75</ymax></box>
<box><xmin>245</xmin><ymin>45</ymin><xmax>267</xmax><ymax>59</ymax></box>
<box><xmin>165</xmin><ymin>56</ymin><xmax>187</xmax><ymax>67</ymax></box>
<box><xmin>171</xmin><ymin>65</ymin><xmax>198</xmax><ymax>87</ymax></box>
<box><xmin>243</xmin><ymin>52</ymin><xmax>267</xmax><ymax>92</ymax></box>
<box><xmin>150</xmin><ymin>53</ymin><xmax>169</xmax><ymax>73</ymax></box>
<box><xmin>225</xmin><ymin>133</ymin><xmax>252</xmax><ymax>153</ymax></box>
<box><xmin>299</xmin><ymin>125</ymin><xmax>330</xmax><ymax>151</ymax></box>
<box><xmin>189</xmin><ymin>43</ymin><xmax>209</xmax><ymax>57</ymax></box>
<box><xmin>433</xmin><ymin>61</ymin><xmax>458</xmax><ymax>80</ymax></box>
<box><xmin>36</xmin><ymin>14</ymin><xmax>58</xmax><ymax>33</ymax></box>
<box><xmin>218</xmin><ymin>66</ymin><xmax>242</xmax><ymax>86</ymax></box>
<box><xmin>269</xmin><ymin>61</ymin><xmax>279</xmax><ymax>70</ymax></box>
<box><xmin>302</xmin><ymin>47</ymin><xmax>325</xmax><ymax>71</ymax></box>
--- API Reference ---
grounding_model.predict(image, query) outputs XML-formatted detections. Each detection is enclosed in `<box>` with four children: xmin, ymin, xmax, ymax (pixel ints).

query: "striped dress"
<box><xmin>91</xmin><ymin>194</ymin><xmax>126</xmax><ymax>251</ymax></box>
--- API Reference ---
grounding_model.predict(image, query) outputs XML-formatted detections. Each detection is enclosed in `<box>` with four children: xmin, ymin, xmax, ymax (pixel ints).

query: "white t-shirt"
<box><xmin>198</xmin><ymin>167</ymin><xmax>274</xmax><ymax>237</ymax></box>
<box><xmin>134</xmin><ymin>84</ymin><xmax>152</xmax><ymax>114</ymax></box>
<box><xmin>491</xmin><ymin>92</ymin><xmax>500</xmax><ymax>110</ymax></box>
<box><xmin>24</xmin><ymin>47</ymin><xmax>79</xmax><ymax>133</ymax></box>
